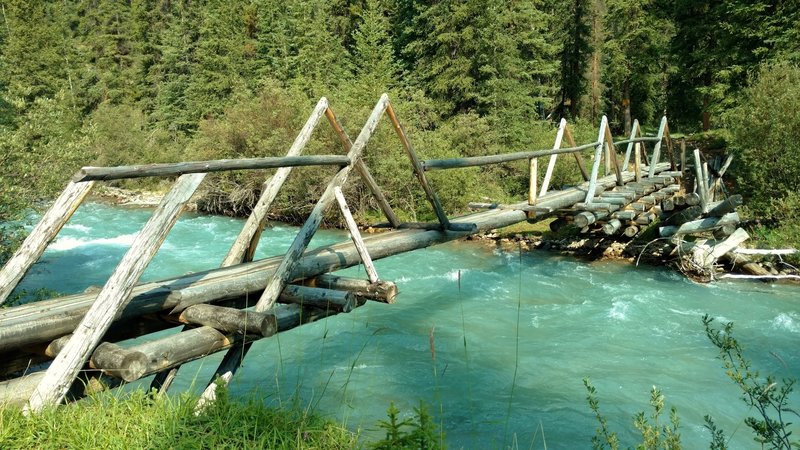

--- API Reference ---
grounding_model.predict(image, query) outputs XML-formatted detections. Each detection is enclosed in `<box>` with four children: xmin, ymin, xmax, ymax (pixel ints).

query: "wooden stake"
<box><xmin>0</xmin><ymin>181</ymin><xmax>95</xmax><ymax>306</ymax></box>
<box><xmin>26</xmin><ymin>173</ymin><xmax>205</xmax><ymax>413</ymax></box>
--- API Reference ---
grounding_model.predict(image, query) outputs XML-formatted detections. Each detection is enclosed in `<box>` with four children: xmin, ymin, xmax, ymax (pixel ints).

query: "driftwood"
<box><xmin>660</xmin><ymin>212</ymin><xmax>739</xmax><ymax>237</ymax></box>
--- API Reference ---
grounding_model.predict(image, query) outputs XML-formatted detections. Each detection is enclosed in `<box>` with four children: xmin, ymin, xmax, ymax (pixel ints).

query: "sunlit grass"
<box><xmin>0</xmin><ymin>388</ymin><xmax>357</xmax><ymax>449</ymax></box>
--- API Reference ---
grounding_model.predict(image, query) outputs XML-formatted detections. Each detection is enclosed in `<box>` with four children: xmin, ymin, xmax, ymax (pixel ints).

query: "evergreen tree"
<box><xmin>351</xmin><ymin>0</ymin><xmax>400</xmax><ymax>95</ymax></box>
<box><xmin>552</xmin><ymin>0</ymin><xmax>592</xmax><ymax>119</ymax></box>
<box><xmin>602</xmin><ymin>0</ymin><xmax>672</xmax><ymax>133</ymax></box>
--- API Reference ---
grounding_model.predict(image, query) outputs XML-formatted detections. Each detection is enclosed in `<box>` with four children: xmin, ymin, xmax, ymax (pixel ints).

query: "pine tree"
<box><xmin>351</xmin><ymin>0</ymin><xmax>400</xmax><ymax>96</ymax></box>
<box><xmin>551</xmin><ymin>0</ymin><xmax>593</xmax><ymax>119</ymax></box>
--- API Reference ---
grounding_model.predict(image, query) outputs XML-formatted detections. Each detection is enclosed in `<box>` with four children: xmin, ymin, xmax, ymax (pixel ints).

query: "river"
<box><xmin>12</xmin><ymin>202</ymin><xmax>800</xmax><ymax>448</ymax></box>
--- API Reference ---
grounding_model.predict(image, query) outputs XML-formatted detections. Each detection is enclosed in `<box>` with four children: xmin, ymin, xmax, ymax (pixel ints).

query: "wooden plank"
<box><xmin>222</xmin><ymin>98</ymin><xmax>329</xmax><ymax>267</ymax></box>
<box><xmin>334</xmin><ymin>187</ymin><xmax>379</xmax><ymax>283</ymax></box>
<box><xmin>0</xmin><ymin>181</ymin><xmax>95</xmax><ymax>306</ymax></box>
<box><xmin>539</xmin><ymin>118</ymin><xmax>567</xmax><ymax>197</ymax></box>
<box><xmin>325</xmin><ymin>106</ymin><xmax>400</xmax><ymax>228</ymax></box>
<box><xmin>73</xmin><ymin>155</ymin><xmax>350</xmax><ymax>182</ymax></box>
<box><xmin>26</xmin><ymin>173</ymin><xmax>205</xmax><ymax>413</ymax></box>
<box><xmin>386</xmin><ymin>103</ymin><xmax>450</xmax><ymax>229</ymax></box>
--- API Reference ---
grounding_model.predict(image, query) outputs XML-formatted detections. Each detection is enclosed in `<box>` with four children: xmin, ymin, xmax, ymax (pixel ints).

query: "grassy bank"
<box><xmin>0</xmin><ymin>389</ymin><xmax>357</xmax><ymax>449</ymax></box>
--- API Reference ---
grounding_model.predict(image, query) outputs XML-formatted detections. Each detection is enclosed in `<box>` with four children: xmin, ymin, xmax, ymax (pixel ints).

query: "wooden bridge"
<box><xmin>0</xmin><ymin>94</ymin><xmax>729</xmax><ymax>411</ymax></box>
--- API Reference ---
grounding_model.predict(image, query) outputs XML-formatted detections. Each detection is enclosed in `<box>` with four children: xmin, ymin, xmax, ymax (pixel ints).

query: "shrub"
<box><xmin>725</xmin><ymin>61</ymin><xmax>800</xmax><ymax>222</ymax></box>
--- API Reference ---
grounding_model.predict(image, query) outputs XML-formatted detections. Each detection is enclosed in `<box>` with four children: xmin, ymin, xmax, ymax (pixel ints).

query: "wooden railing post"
<box><xmin>584</xmin><ymin>116</ymin><xmax>609</xmax><ymax>204</ymax></box>
<box><xmin>26</xmin><ymin>173</ymin><xmax>205</xmax><ymax>413</ymax></box>
<box><xmin>538</xmin><ymin>119</ymin><xmax>567</xmax><ymax>197</ymax></box>
<box><xmin>0</xmin><ymin>181</ymin><xmax>95</xmax><ymax>306</ymax></box>
<box><xmin>528</xmin><ymin>158</ymin><xmax>538</xmax><ymax>205</ymax></box>
<box><xmin>647</xmin><ymin>116</ymin><xmax>668</xmax><ymax>177</ymax></box>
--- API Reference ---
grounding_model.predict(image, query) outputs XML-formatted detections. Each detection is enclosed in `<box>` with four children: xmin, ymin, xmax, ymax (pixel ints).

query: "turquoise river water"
<box><xmin>12</xmin><ymin>202</ymin><xmax>800</xmax><ymax>449</ymax></box>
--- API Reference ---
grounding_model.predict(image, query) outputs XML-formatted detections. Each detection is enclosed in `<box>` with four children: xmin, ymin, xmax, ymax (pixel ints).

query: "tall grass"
<box><xmin>0</xmin><ymin>388</ymin><xmax>356</xmax><ymax>449</ymax></box>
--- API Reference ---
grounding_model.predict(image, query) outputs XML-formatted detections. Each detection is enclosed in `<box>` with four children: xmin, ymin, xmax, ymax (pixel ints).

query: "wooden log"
<box><xmin>73</xmin><ymin>155</ymin><xmax>349</xmax><ymax>182</ymax></box>
<box><xmin>563</xmin><ymin>124</ymin><xmax>590</xmax><ymax>181</ymax></box>
<box><xmin>673</xmin><ymin>195</ymin><xmax>686</xmax><ymax>206</ymax></box>
<box><xmin>591</xmin><ymin>197</ymin><xmax>628</xmax><ymax>205</ymax></box>
<box><xmin>720</xmin><ymin>252</ymin><xmax>771</xmax><ymax>277</ymax></box>
<box><xmin>612</xmin><ymin>210</ymin><xmax>637</xmax><ymax>221</ymax></box>
<box><xmin>685</xmin><ymin>192</ymin><xmax>701</xmax><ymax>206</ymax></box>
<box><xmin>386</xmin><ymin>103</ymin><xmax>451</xmax><ymax>230</ymax></box>
<box><xmin>692</xmin><ymin>228</ymin><xmax>750</xmax><ymax>271</ymax></box>
<box><xmin>732</xmin><ymin>248</ymin><xmax>798</xmax><ymax>256</ymax></box>
<box><xmin>576</xmin><ymin>202</ymin><xmax>617</xmax><ymax>212</ymax></box>
<box><xmin>0</xmin><ymin>181</ymin><xmax>95</xmax><ymax>306</ymax></box>
<box><xmin>177</xmin><ymin>304</ymin><xmax>277</xmax><ymax>337</ymax></box>
<box><xmin>89</xmin><ymin>342</ymin><xmax>149</xmax><ymax>382</ymax></box>
<box><xmin>1</xmin><ymin>372</ymin><xmax>45</xmax><ymax>407</ymax></box>
<box><xmin>603</xmin><ymin>191</ymin><xmax>636</xmax><ymax>200</ymax></box>
<box><xmin>26</xmin><ymin>173</ymin><xmax>206</xmax><ymax>413</ymax></box>
<box><xmin>584</xmin><ymin>116</ymin><xmax>609</xmax><ymax>203</ymax></box>
<box><xmin>325</xmin><ymin>106</ymin><xmax>400</xmax><ymax>228</ymax></box>
<box><xmin>279</xmin><ymin>285</ymin><xmax>356</xmax><ymax>313</ymax></box>
<box><xmin>624</xmin><ymin>225</ymin><xmax>640</xmax><ymax>238</ymax></box>
<box><xmin>334</xmin><ymin>187</ymin><xmax>379</xmax><ymax>283</ymax></box>
<box><xmin>421</xmin><ymin>141</ymin><xmax>598</xmax><ymax>171</ymax></box>
<box><xmin>549</xmin><ymin>217</ymin><xmax>569</xmax><ymax>232</ymax></box>
<box><xmin>693</xmin><ymin>149</ymin><xmax>708</xmax><ymax>212</ymax></box>
<box><xmin>661</xmin><ymin>198</ymin><xmax>675</xmax><ymax>211</ymax></box>
<box><xmin>528</xmin><ymin>157</ymin><xmax>538</xmax><ymax>205</ymax></box>
<box><xmin>713</xmin><ymin>224</ymin><xmax>737</xmax><ymax>240</ymax></box>
<box><xmin>574</xmin><ymin>211</ymin><xmax>597</xmax><ymax>228</ymax></box>
<box><xmin>222</xmin><ymin>98</ymin><xmax>329</xmax><ymax>267</ymax></box>
<box><xmin>467</xmin><ymin>202</ymin><xmax>499</xmax><ymax>210</ymax></box>
<box><xmin>706</xmin><ymin>195</ymin><xmax>742</xmax><ymax>218</ymax></box>
<box><xmin>622</xmin><ymin>119</ymin><xmax>639</xmax><ymax>170</ymax></box>
<box><xmin>132</xmin><ymin>327</ymin><xmax>232</xmax><ymax>378</ymax></box>
<box><xmin>604</xmin><ymin>124</ymin><xmax>624</xmax><ymax>186</ymax></box>
<box><xmin>539</xmin><ymin>118</ymin><xmax>567</xmax><ymax>197</ymax></box>
<box><xmin>647</xmin><ymin>116</ymin><xmax>668</xmax><ymax>177</ymax></box>
<box><xmin>299</xmin><ymin>274</ymin><xmax>398</xmax><ymax>304</ymax></box>
<box><xmin>603</xmin><ymin>219</ymin><xmax>622</xmax><ymax>235</ymax></box>
<box><xmin>634</xmin><ymin>141</ymin><xmax>642</xmax><ymax>182</ymax></box>
<box><xmin>662</xmin><ymin>205</ymin><xmax>703</xmax><ymax>227</ymax></box>
<box><xmin>629</xmin><ymin>202</ymin><xmax>651</xmax><ymax>212</ymax></box>
<box><xmin>659</xmin><ymin>212</ymin><xmax>740</xmax><ymax>237</ymax></box>
<box><xmin>640</xmin><ymin>195</ymin><xmax>657</xmax><ymax>205</ymax></box>
<box><xmin>635</xmin><ymin>212</ymin><xmax>656</xmax><ymax>225</ymax></box>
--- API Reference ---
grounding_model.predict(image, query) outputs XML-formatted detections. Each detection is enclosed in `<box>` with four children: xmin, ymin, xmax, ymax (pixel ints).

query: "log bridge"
<box><xmin>0</xmin><ymin>94</ymin><xmax>720</xmax><ymax>410</ymax></box>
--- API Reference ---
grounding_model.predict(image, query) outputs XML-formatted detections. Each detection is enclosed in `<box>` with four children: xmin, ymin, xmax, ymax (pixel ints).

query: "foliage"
<box><xmin>725</xmin><ymin>61</ymin><xmax>800</xmax><ymax>223</ymax></box>
<box><xmin>0</xmin><ymin>388</ymin><xmax>356</xmax><ymax>449</ymax></box>
<box><xmin>583</xmin><ymin>378</ymin><xmax>680</xmax><ymax>450</ymax></box>
<box><xmin>369</xmin><ymin>401</ymin><xmax>444</xmax><ymax>450</ymax></box>
<box><xmin>703</xmin><ymin>315</ymin><xmax>799</xmax><ymax>449</ymax></box>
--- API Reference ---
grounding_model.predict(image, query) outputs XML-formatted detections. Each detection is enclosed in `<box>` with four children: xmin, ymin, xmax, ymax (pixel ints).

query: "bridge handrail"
<box><xmin>72</xmin><ymin>155</ymin><xmax>352</xmax><ymax>182</ymax></box>
<box><xmin>421</xmin><ymin>136</ymin><xmax>660</xmax><ymax>171</ymax></box>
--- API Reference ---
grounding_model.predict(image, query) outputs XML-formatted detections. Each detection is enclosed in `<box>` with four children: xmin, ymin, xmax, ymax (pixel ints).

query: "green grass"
<box><xmin>0</xmin><ymin>388</ymin><xmax>357</xmax><ymax>449</ymax></box>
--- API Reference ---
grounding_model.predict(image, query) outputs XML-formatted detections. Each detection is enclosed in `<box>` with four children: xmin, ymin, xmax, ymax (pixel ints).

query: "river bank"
<box><xmin>89</xmin><ymin>186</ymin><xmax>798</xmax><ymax>283</ymax></box>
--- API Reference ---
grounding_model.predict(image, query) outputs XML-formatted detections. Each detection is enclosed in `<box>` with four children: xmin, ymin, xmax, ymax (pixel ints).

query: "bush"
<box><xmin>725</xmin><ymin>61</ymin><xmax>800</xmax><ymax>222</ymax></box>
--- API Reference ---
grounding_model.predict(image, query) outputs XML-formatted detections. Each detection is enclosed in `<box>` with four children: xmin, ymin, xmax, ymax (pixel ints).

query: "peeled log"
<box><xmin>660</xmin><ymin>212</ymin><xmax>739</xmax><ymax>237</ymax></box>
<box><xmin>603</xmin><ymin>219</ymin><xmax>622</xmax><ymax>235</ymax></box>
<box><xmin>300</xmin><ymin>274</ymin><xmax>397</xmax><ymax>304</ymax></box>
<box><xmin>662</xmin><ymin>205</ymin><xmax>702</xmax><ymax>227</ymax></box>
<box><xmin>279</xmin><ymin>285</ymin><xmax>356</xmax><ymax>313</ymax></box>
<box><xmin>89</xmin><ymin>342</ymin><xmax>149</xmax><ymax>382</ymax></box>
<box><xmin>177</xmin><ymin>304</ymin><xmax>277</xmax><ymax>337</ymax></box>
<box><xmin>624</xmin><ymin>225</ymin><xmax>640</xmax><ymax>238</ymax></box>
<box><xmin>574</xmin><ymin>211</ymin><xmax>596</xmax><ymax>228</ymax></box>
<box><xmin>706</xmin><ymin>195</ymin><xmax>742</xmax><ymax>217</ymax></box>
<box><xmin>132</xmin><ymin>327</ymin><xmax>231</xmax><ymax>378</ymax></box>
<box><xmin>661</xmin><ymin>198</ymin><xmax>675</xmax><ymax>211</ymax></box>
